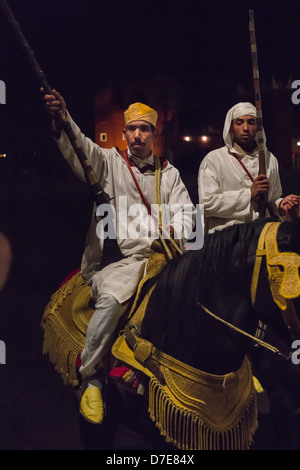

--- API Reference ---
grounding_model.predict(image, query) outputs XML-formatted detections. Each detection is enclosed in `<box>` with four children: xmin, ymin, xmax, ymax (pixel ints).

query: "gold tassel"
<box><xmin>42</xmin><ymin>316</ymin><xmax>81</xmax><ymax>386</ymax></box>
<box><xmin>148</xmin><ymin>376</ymin><xmax>258</xmax><ymax>450</ymax></box>
<box><xmin>41</xmin><ymin>271</ymin><xmax>89</xmax><ymax>386</ymax></box>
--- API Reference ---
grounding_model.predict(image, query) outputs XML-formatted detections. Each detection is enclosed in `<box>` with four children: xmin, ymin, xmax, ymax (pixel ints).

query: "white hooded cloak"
<box><xmin>198</xmin><ymin>102</ymin><xmax>283</xmax><ymax>234</ymax></box>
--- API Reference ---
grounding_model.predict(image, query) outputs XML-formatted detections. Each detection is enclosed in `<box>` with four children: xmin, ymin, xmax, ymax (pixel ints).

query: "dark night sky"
<box><xmin>1</xmin><ymin>0</ymin><xmax>300</xmax><ymax>157</ymax></box>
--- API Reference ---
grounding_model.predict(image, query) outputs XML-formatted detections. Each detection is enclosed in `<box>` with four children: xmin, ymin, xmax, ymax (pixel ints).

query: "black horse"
<box><xmin>57</xmin><ymin>217</ymin><xmax>299</xmax><ymax>449</ymax></box>
<box><xmin>94</xmin><ymin>217</ymin><xmax>300</xmax><ymax>450</ymax></box>
<box><xmin>140</xmin><ymin>218</ymin><xmax>298</xmax><ymax>371</ymax></box>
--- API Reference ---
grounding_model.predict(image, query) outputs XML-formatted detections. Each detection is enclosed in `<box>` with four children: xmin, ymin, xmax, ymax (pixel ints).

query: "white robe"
<box><xmin>54</xmin><ymin>114</ymin><xmax>196</xmax><ymax>303</ymax></box>
<box><xmin>198</xmin><ymin>144</ymin><xmax>283</xmax><ymax>234</ymax></box>
<box><xmin>198</xmin><ymin>103</ymin><xmax>283</xmax><ymax>234</ymax></box>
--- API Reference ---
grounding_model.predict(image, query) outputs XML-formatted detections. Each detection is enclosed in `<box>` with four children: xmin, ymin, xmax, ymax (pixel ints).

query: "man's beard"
<box><xmin>235</xmin><ymin>138</ymin><xmax>257</xmax><ymax>153</ymax></box>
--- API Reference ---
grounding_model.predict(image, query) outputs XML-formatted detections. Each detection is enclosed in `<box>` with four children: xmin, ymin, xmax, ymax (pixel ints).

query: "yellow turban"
<box><xmin>124</xmin><ymin>102</ymin><xmax>158</xmax><ymax>128</ymax></box>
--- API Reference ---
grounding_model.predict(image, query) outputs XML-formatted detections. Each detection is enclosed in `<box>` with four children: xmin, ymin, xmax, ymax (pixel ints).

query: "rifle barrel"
<box><xmin>249</xmin><ymin>10</ymin><xmax>266</xmax><ymax>176</ymax></box>
<box><xmin>0</xmin><ymin>0</ymin><xmax>123</xmax><ymax>265</ymax></box>
<box><xmin>249</xmin><ymin>10</ymin><xmax>268</xmax><ymax>218</ymax></box>
<box><xmin>0</xmin><ymin>0</ymin><xmax>111</xmax><ymax>206</ymax></box>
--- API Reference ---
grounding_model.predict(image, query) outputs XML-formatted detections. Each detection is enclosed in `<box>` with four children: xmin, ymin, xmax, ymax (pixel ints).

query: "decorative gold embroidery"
<box><xmin>148</xmin><ymin>358</ymin><xmax>257</xmax><ymax>450</ymax></box>
<box><xmin>251</xmin><ymin>222</ymin><xmax>300</xmax><ymax>310</ymax></box>
<box><xmin>266</xmin><ymin>223</ymin><xmax>300</xmax><ymax>310</ymax></box>
<box><xmin>112</xmin><ymin>332</ymin><xmax>258</xmax><ymax>450</ymax></box>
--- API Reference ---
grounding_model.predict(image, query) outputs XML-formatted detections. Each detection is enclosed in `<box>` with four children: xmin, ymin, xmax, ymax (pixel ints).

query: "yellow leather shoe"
<box><xmin>80</xmin><ymin>386</ymin><xmax>104</xmax><ymax>424</ymax></box>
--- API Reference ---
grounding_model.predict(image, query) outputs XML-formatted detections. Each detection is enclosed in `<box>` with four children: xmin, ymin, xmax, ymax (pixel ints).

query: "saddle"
<box><xmin>41</xmin><ymin>240</ymin><xmax>171</xmax><ymax>387</ymax></box>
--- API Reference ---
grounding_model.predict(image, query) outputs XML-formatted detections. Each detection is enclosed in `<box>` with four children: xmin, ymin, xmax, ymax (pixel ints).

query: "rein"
<box><xmin>198</xmin><ymin>303</ymin><xmax>289</xmax><ymax>359</ymax></box>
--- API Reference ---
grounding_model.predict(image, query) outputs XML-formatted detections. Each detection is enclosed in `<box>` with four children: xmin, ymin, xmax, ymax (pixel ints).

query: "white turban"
<box><xmin>223</xmin><ymin>102</ymin><xmax>266</xmax><ymax>152</ymax></box>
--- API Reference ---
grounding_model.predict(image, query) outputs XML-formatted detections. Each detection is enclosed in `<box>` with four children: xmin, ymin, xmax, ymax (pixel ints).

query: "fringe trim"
<box><xmin>41</xmin><ymin>272</ymin><xmax>86</xmax><ymax>386</ymax></box>
<box><xmin>148</xmin><ymin>376</ymin><xmax>258</xmax><ymax>450</ymax></box>
<box><xmin>42</xmin><ymin>315</ymin><xmax>82</xmax><ymax>387</ymax></box>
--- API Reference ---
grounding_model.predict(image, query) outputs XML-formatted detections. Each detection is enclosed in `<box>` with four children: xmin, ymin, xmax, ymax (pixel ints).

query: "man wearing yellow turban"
<box><xmin>122</xmin><ymin>102</ymin><xmax>158</xmax><ymax>160</ymax></box>
<box><xmin>43</xmin><ymin>89</ymin><xmax>196</xmax><ymax>425</ymax></box>
<box><xmin>198</xmin><ymin>102</ymin><xmax>299</xmax><ymax>234</ymax></box>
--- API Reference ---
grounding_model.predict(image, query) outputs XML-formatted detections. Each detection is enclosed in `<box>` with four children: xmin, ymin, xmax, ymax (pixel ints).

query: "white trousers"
<box><xmin>79</xmin><ymin>257</ymin><xmax>148</xmax><ymax>379</ymax></box>
<box><xmin>79</xmin><ymin>294</ymin><xmax>128</xmax><ymax>378</ymax></box>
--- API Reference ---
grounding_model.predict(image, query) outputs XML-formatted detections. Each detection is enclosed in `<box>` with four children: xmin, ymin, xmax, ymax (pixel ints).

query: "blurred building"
<box><xmin>92</xmin><ymin>78</ymin><xmax>299</xmax><ymax>176</ymax></box>
<box><xmin>93</xmin><ymin>79</ymin><xmax>179</xmax><ymax>162</ymax></box>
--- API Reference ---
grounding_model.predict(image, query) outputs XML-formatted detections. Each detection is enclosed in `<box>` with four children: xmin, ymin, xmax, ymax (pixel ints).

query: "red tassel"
<box><xmin>75</xmin><ymin>355</ymin><xmax>82</xmax><ymax>368</ymax></box>
<box><xmin>109</xmin><ymin>366</ymin><xmax>130</xmax><ymax>378</ymax></box>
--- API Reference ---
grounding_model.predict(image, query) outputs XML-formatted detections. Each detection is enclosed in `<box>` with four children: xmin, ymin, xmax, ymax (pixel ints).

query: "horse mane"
<box><xmin>140</xmin><ymin>218</ymin><xmax>274</xmax><ymax>360</ymax></box>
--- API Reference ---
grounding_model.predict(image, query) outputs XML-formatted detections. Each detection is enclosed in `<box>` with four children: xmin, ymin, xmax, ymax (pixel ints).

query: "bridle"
<box><xmin>251</xmin><ymin>222</ymin><xmax>300</xmax><ymax>339</ymax></box>
<box><xmin>251</xmin><ymin>222</ymin><xmax>300</xmax><ymax>310</ymax></box>
<box><xmin>198</xmin><ymin>222</ymin><xmax>300</xmax><ymax>359</ymax></box>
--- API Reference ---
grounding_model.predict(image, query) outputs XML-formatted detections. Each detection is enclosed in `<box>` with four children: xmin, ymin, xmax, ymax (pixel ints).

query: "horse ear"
<box><xmin>292</xmin><ymin>215</ymin><xmax>300</xmax><ymax>228</ymax></box>
<box><xmin>288</xmin><ymin>217</ymin><xmax>300</xmax><ymax>252</ymax></box>
<box><xmin>277</xmin><ymin>218</ymin><xmax>300</xmax><ymax>253</ymax></box>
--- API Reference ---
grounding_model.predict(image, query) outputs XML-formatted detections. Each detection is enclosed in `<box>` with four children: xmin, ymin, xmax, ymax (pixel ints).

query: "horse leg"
<box><xmin>105</xmin><ymin>379</ymin><xmax>176</xmax><ymax>450</ymax></box>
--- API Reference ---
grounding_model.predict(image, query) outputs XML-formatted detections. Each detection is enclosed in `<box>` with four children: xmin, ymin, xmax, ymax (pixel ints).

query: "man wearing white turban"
<box><xmin>198</xmin><ymin>102</ymin><xmax>299</xmax><ymax>233</ymax></box>
<box><xmin>42</xmin><ymin>89</ymin><xmax>195</xmax><ymax>424</ymax></box>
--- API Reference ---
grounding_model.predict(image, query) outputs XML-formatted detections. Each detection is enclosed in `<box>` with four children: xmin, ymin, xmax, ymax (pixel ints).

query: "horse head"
<box><xmin>252</xmin><ymin>218</ymin><xmax>300</xmax><ymax>343</ymax></box>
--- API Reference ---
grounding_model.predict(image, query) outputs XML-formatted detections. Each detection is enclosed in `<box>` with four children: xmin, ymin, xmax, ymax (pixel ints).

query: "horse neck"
<box><xmin>142</xmin><ymin>241</ymin><xmax>257</xmax><ymax>376</ymax></box>
<box><xmin>194</xmin><ymin>264</ymin><xmax>256</xmax><ymax>374</ymax></box>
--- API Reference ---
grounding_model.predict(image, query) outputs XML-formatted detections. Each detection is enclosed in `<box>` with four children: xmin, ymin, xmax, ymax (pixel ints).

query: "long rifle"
<box><xmin>1</xmin><ymin>0</ymin><xmax>123</xmax><ymax>267</ymax></box>
<box><xmin>249</xmin><ymin>10</ymin><xmax>269</xmax><ymax>219</ymax></box>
